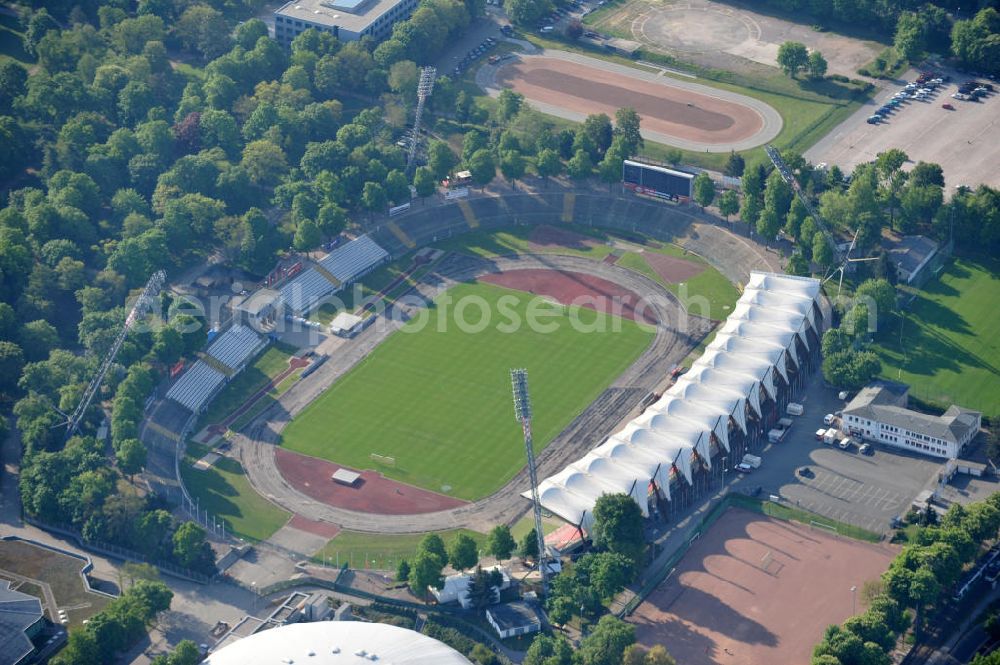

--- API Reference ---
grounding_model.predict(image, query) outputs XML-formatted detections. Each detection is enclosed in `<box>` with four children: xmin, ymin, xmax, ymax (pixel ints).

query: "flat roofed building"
<box><xmin>0</xmin><ymin>581</ymin><xmax>45</xmax><ymax>665</ymax></box>
<box><xmin>842</xmin><ymin>380</ymin><xmax>981</xmax><ymax>459</ymax></box>
<box><xmin>274</xmin><ymin>0</ymin><xmax>420</xmax><ymax>44</ymax></box>
<box><xmin>486</xmin><ymin>601</ymin><xmax>542</xmax><ymax>639</ymax></box>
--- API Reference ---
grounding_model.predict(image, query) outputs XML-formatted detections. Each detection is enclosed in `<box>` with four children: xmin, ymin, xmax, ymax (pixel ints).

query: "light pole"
<box><xmin>850</xmin><ymin>585</ymin><xmax>857</xmax><ymax>615</ymax></box>
<box><xmin>251</xmin><ymin>582</ymin><xmax>257</xmax><ymax>613</ymax></box>
<box><xmin>721</xmin><ymin>456</ymin><xmax>727</xmax><ymax>489</ymax></box>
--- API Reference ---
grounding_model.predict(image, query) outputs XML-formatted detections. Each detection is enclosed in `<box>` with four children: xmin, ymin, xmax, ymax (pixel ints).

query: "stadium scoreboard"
<box><xmin>622</xmin><ymin>159</ymin><xmax>695</xmax><ymax>201</ymax></box>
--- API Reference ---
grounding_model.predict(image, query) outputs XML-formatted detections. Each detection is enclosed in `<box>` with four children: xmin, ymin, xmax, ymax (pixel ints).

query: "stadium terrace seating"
<box><xmin>207</xmin><ymin>324</ymin><xmax>267</xmax><ymax>372</ymax></box>
<box><xmin>280</xmin><ymin>235</ymin><xmax>389</xmax><ymax>315</ymax></box>
<box><xmin>165</xmin><ymin>360</ymin><xmax>226</xmax><ymax>413</ymax></box>
<box><xmin>317</xmin><ymin>234</ymin><xmax>389</xmax><ymax>282</ymax></box>
<box><xmin>164</xmin><ymin>323</ymin><xmax>267</xmax><ymax>414</ymax></box>
<box><xmin>531</xmin><ymin>272</ymin><xmax>824</xmax><ymax>532</ymax></box>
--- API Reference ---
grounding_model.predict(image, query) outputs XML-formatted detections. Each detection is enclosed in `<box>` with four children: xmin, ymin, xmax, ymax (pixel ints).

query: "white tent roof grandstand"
<box><xmin>666</xmin><ymin>378</ymin><xmax>748</xmax><ymax>434</ymax></box>
<box><xmin>207</xmin><ymin>324</ymin><xmax>266</xmax><ymax>372</ymax></box>
<box><xmin>625</xmin><ymin>414</ymin><xmax>709</xmax><ymax>469</ymax></box>
<box><xmin>532</xmin><ymin>272</ymin><xmax>823</xmax><ymax>532</ymax></box>
<box><xmin>280</xmin><ymin>235</ymin><xmax>389</xmax><ymax>314</ymax></box>
<box><xmin>647</xmin><ymin>393</ymin><xmax>732</xmax><ymax>452</ymax></box>
<box><xmin>165</xmin><ymin>361</ymin><xmax>226</xmax><ymax>412</ymax></box>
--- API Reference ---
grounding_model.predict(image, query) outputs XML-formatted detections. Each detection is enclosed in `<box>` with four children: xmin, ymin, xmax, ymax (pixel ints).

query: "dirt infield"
<box><xmin>495</xmin><ymin>55</ymin><xmax>763</xmax><ymax>146</ymax></box>
<box><xmin>642</xmin><ymin>251</ymin><xmax>705</xmax><ymax>283</ymax></box>
<box><xmin>274</xmin><ymin>448</ymin><xmax>468</xmax><ymax>515</ymax></box>
<box><xmin>630</xmin><ymin>508</ymin><xmax>896</xmax><ymax>665</ymax></box>
<box><xmin>480</xmin><ymin>269</ymin><xmax>659</xmax><ymax>325</ymax></box>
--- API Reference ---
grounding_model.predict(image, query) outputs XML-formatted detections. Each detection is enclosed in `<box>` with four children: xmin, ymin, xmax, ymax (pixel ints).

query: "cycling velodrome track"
<box><xmin>221</xmin><ymin>190</ymin><xmax>782</xmax><ymax>535</ymax></box>
<box><xmin>479</xmin><ymin>49</ymin><xmax>783</xmax><ymax>152</ymax></box>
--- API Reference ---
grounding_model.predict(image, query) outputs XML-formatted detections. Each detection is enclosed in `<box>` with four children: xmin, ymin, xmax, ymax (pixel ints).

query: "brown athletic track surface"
<box><xmin>495</xmin><ymin>56</ymin><xmax>763</xmax><ymax>145</ymax></box>
<box><xmin>274</xmin><ymin>448</ymin><xmax>468</xmax><ymax>515</ymax></box>
<box><xmin>630</xmin><ymin>508</ymin><xmax>896</xmax><ymax>665</ymax></box>
<box><xmin>480</xmin><ymin>269</ymin><xmax>659</xmax><ymax>325</ymax></box>
<box><xmin>289</xmin><ymin>515</ymin><xmax>341</xmax><ymax>539</ymax></box>
<box><xmin>642</xmin><ymin>252</ymin><xmax>705</xmax><ymax>283</ymax></box>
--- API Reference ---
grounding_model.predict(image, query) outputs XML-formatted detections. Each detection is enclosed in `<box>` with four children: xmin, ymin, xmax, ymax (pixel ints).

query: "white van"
<box><xmin>539</xmin><ymin>25</ymin><xmax>554</xmax><ymax>33</ymax></box>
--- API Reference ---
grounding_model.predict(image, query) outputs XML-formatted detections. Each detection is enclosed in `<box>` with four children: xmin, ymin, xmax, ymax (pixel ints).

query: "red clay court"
<box><xmin>630</xmin><ymin>508</ymin><xmax>896</xmax><ymax>665</ymax></box>
<box><xmin>527</xmin><ymin>225</ymin><xmax>602</xmax><ymax>253</ymax></box>
<box><xmin>480</xmin><ymin>269</ymin><xmax>659</xmax><ymax>325</ymax></box>
<box><xmin>274</xmin><ymin>448</ymin><xmax>468</xmax><ymax>515</ymax></box>
<box><xmin>496</xmin><ymin>56</ymin><xmax>764</xmax><ymax>146</ymax></box>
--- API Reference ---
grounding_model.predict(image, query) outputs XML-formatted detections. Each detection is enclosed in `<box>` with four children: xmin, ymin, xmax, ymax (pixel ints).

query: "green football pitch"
<box><xmin>872</xmin><ymin>257</ymin><xmax>1000</xmax><ymax>418</ymax></box>
<box><xmin>280</xmin><ymin>281</ymin><xmax>655</xmax><ymax>500</ymax></box>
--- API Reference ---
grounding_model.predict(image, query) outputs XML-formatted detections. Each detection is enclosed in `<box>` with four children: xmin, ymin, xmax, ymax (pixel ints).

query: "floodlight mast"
<box><xmin>406</xmin><ymin>66</ymin><xmax>436</xmax><ymax>174</ymax></box>
<box><xmin>66</xmin><ymin>269</ymin><xmax>166</xmax><ymax>438</ymax></box>
<box><xmin>511</xmin><ymin>368</ymin><xmax>549</xmax><ymax>594</ymax></box>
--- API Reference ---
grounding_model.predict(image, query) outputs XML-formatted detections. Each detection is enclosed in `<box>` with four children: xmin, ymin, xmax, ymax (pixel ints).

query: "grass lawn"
<box><xmin>0</xmin><ymin>540</ymin><xmax>111</xmax><ymax>627</ymax></box>
<box><xmin>312</xmin><ymin>529</ymin><xmax>487</xmax><ymax>570</ymax></box>
<box><xmin>432</xmin><ymin>225</ymin><xmax>615</xmax><ymax>261</ymax></box>
<box><xmin>870</xmin><ymin>257</ymin><xmax>1000</xmax><ymax>419</ymax></box>
<box><xmin>311</xmin><ymin>255</ymin><xmax>424</xmax><ymax>324</ymax></box>
<box><xmin>195</xmin><ymin>343</ymin><xmax>296</xmax><ymax>430</ymax></box>
<box><xmin>227</xmin><ymin>366</ymin><xmax>304</xmax><ymax>432</ymax></box>
<box><xmin>616</xmin><ymin>245</ymin><xmax>741</xmax><ymax>321</ymax></box>
<box><xmin>280</xmin><ymin>281</ymin><xmax>654</xmax><ymax>500</ymax></box>
<box><xmin>181</xmin><ymin>441</ymin><xmax>290</xmax><ymax>542</ymax></box>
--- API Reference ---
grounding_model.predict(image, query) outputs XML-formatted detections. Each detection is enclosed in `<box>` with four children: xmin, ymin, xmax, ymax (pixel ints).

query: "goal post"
<box><xmin>370</xmin><ymin>453</ymin><xmax>396</xmax><ymax>467</ymax></box>
<box><xmin>810</xmin><ymin>520</ymin><xmax>839</xmax><ymax>536</ymax></box>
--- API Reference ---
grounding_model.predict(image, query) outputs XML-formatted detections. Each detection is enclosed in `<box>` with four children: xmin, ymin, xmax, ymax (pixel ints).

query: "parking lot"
<box><xmin>731</xmin><ymin>377</ymin><xmax>943</xmax><ymax>535</ymax></box>
<box><xmin>806</xmin><ymin>67</ymin><xmax>1000</xmax><ymax>192</ymax></box>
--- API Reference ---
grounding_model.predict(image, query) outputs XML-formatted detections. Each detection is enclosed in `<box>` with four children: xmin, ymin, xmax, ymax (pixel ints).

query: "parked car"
<box><xmin>798</xmin><ymin>466</ymin><xmax>814</xmax><ymax>478</ymax></box>
<box><xmin>823</xmin><ymin>413</ymin><xmax>836</xmax><ymax>425</ymax></box>
<box><xmin>860</xmin><ymin>443</ymin><xmax>873</xmax><ymax>455</ymax></box>
<box><xmin>942</xmin><ymin>103</ymin><xmax>955</xmax><ymax>110</ymax></box>
<box><xmin>867</xmin><ymin>115</ymin><xmax>881</xmax><ymax>124</ymax></box>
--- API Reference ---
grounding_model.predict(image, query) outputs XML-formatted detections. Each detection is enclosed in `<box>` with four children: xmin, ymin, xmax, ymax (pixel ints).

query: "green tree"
<box><xmin>756</xmin><ymin>206</ymin><xmax>781</xmax><ymax>244</ymax></box>
<box><xmin>418</xmin><ymin>533</ymin><xmax>448</xmax><ymax>562</ymax></box>
<box><xmin>486</xmin><ymin>525</ymin><xmax>516</xmax><ymax>562</ymax></box>
<box><xmin>448</xmin><ymin>533</ymin><xmax>479</xmax><ymax>571</ymax></box>
<box><xmin>536</xmin><ymin>148</ymin><xmax>563</xmax><ymax>184</ymax></box>
<box><xmin>777</xmin><ymin>41</ymin><xmax>809</xmax><ymax>77</ymax></box>
<box><xmin>724</xmin><ymin>151</ymin><xmax>745</xmax><ymax>177</ymax></box>
<box><xmin>172</xmin><ymin>522</ymin><xmax>213</xmax><ymax>572</ymax></box>
<box><xmin>361</xmin><ymin>182</ymin><xmax>387</xmax><ymax>216</ymax></box>
<box><xmin>693</xmin><ymin>173</ymin><xmax>716</xmax><ymax>210</ymax></box>
<box><xmin>175</xmin><ymin>5</ymin><xmax>231</xmax><ymax>60</ymax></box>
<box><xmin>894</xmin><ymin>12</ymin><xmax>926</xmax><ymax>62</ymax></box>
<box><xmin>116</xmin><ymin>438</ymin><xmax>147</xmax><ymax>480</ymax></box>
<box><xmin>409</xmin><ymin>550</ymin><xmax>445</xmax><ymax>598</ymax></box>
<box><xmin>293</xmin><ymin>219</ymin><xmax>322</xmax><ymax>251</ymax></box>
<box><xmin>413</xmin><ymin>167</ymin><xmax>436</xmax><ymax>200</ymax></box>
<box><xmin>807</xmin><ymin>50</ymin><xmax>828</xmax><ymax>79</ymax></box>
<box><xmin>518</xmin><ymin>530</ymin><xmax>539</xmax><ymax>560</ymax></box>
<box><xmin>577</xmin><ymin>615</ymin><xmax>636</xmax><ymax>665</ymax></box>
<box><xmin>591</xmin><ymin>493</ymin><xmax>645</xmax><ymax>565</ymax></box>
<box><xmin>428</xmin><ymin>140</ymin><xmax>458</xmax><ymax>180</ymax></box>
<box><xmin>384</xmin><ymin>170</ymin><xmax>411</xmax><ymax>205</ymax></box>
<box><xmin>854</xmin><ymin>279</ymin><xmax>896</xmax><ymax>325</ymax></box>
<box><xmin>812</xmin><ymin>232</ymin><xmax>834</xmax><ymax>269</ymax></box>
<box><xmin>467</xmin><ymin>149</ymin><xmax>495</xmax><ymax>190</ymax></box>
<box><xmin>396</xmin><ymin>558</ymin><xmax>411</xmax><ymax>582</ymax></box>
<box><xmin>567</xmin><ymin>149</ymin><xmax>593</xmax><ymax>180</ymax></box>
<box><xmin>0</xmin><ymin>341</ymin><xmax>25</xmax><ymax>397</ymax></box>
<box><xmin>614</xmin><ymin>107</ymin><xmax>643</xmax><ymax>154</ymax></box>
<box><xmin>241</xmin><ymin>140</ymin><xmax>288</xmax><ymax>188</ymax></box>
<box><xmin>500</xmin><ymin>149</ymin><xmax>526</xmax><ymax>187</ymax></box>
<box><xmin>507</xmin><ymin>0</ymin><xmax>553</xmax><ymax>26</ymax></box>
<box><xmin>18</xmin><ymin>320</ymin><xmax>59</xmax><ymax>363</ymax></box>
<box><xmin>717</xmin><ymin>190</ymin><xmax>739</xmax><ymax>222</ymax></box>
<box><xmin>497</xmin><ymin>89</ymin><xmax>525</xmax><ymax>124</ymax></box>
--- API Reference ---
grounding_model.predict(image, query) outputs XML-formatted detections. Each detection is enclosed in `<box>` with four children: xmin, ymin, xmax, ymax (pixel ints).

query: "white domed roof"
<box><xmin>204</xmin><ymin>621</ymin><xmax>472</xmax><ymax>665</ymax></box>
